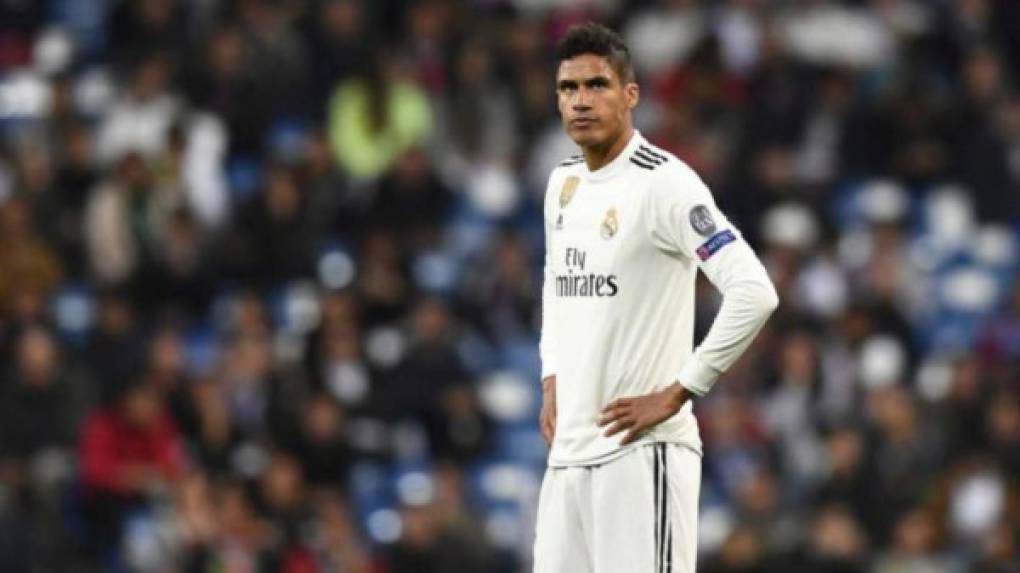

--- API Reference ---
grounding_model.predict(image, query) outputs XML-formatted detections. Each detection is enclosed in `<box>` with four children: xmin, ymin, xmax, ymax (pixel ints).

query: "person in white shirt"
<box><xmin>533</xmin><ymin>23</ymin><xmax>779</xmax><ymax>573</ymax></box>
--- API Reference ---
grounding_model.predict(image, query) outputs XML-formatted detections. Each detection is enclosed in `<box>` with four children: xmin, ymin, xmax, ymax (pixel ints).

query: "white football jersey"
<box><xmin>539</xmin><ymin>131</ymin><xmax>778</xmax><ymax>467</ymax></box>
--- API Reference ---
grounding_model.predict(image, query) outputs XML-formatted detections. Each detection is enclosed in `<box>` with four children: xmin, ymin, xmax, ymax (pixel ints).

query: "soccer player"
<box><xmin>534</xmin><ymin>23</ymin><xmax>779</xmax><ymax>573</ymax></box>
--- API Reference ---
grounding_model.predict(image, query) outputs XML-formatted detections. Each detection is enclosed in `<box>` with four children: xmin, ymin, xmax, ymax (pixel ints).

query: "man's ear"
<box><xmin>626</xmin><ymin>82</ymin><xmax>640</xmax><ymax>110</ymax></box>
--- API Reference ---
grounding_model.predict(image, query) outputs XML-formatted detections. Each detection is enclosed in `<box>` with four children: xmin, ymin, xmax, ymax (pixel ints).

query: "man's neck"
<box><xmin>583</xmin><ymin>126</ymin><xmax>635</xmax><ymax>171</ymax></box>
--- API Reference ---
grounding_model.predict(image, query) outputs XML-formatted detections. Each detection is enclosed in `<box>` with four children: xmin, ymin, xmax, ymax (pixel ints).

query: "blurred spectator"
<box><xmin>95</xmin><ymin>53</ymin><xmax>181</xmax><ymax>165</ymax></box>
<box><xmin>83</xmin><ymin>288</ymin><xmax>144</xmax><ymax>401</ymax></box>
<box><xmin>293</xmin><ymin>392</ymin><xmax>354</xmax><ymax>490</ymax></box>
<box><xmin>211</xmin><ymin>479</ymin><xmax>277</xmax><ymax>570</ymax></box>
<box><xmin>460</xmin><ymin>231</ymin><xmax>540</xmax><ymax>344</ymax></box>
<box><xmin>185</xmin><ymin>25</ymin><xmax>268</xmax><ymax>156</ymax></box>
<box><xmin>78</xmin><ymin>380</ymin><xmax>187</xmax><ymax>553</ymax></box>
<box><xmin>434</xmin><ymin>35</ymin><xmax>518</xmax><ymax>179</ymax></box>
<box><xmin>48</xmin><ymin>121</ymin><xmax>99</xmax><ymax>276</ymax></box>
<box><xmin>386</xmin><ymin>467</ymin><xmax>495</xmax><ymax>572</ymax></box>
<box><xmin>137</xmin><ymin>205</ymin><xmax>218</xmax><ymax>314</ymax></box>
<box><xmin>866</xmin><ymin>386</ymin><xmax>944</xmax><ymax>542</ymax></box>
<box><xmin>328</xmin><ymin>48</ymin><xmax>432</xmax><ymax>180</ymax></box>
<box><xmin>188</xmin><ymin>377</ymin><xmax>241</xmax><ymax>477</ymax></box>
<box><xmin>985</xmin><ymin>389</ymin><xmax>1020</xmax><ymax>477</ymax></box>
<box><xmin>762</xmin><ymin>328</ymin><xmax>826</xmax><ymax>489</ymax></box>
<box><xmin>939</xmin><ymin>356</ymin><xmax>989</xmax><ymax>459</ymax></box>
<box><xmin>219</xmin><ymin>328</ymin><xmax>301</xmax><ymax>443</ymax></box>
<box><xmin>704</xmin><ymin>525</ymin><xmax>763</xmax><ymax>573</ymax></box>
<box><xmin>365</xmin><ymin>147</ymin><xmax>453</xmax><ymax>247</ymax></box>
<box><xmin>733</xmin><ymin>467</ymin><xmax>800</xmax><ymax>556</ymax></box>
<box><xmin>83</xmin><ymin>152</ymin><xmax>159</xmax><ymax>286</ymax></box>
<box><xmin>356</xmin><ymin>229</ymin><xmax>413</xmax><ymax>326</ymax></box>
<box><xmin>257</xmin><ymin>452</ymin><xmax>310</xmax><ymax>547</ymax></box>
<box><xmin>953</xmin><ymin>46</ymin><xmax>1016</xmax><ymax>222</ymax></box>
<box><xmin>0</xmin><ymin>324</ymin><xmax>86</xmax><ymax>524</ymax></box>
<box><xmin>1</xmin><ymin>324</ymin><xmax>83</xmax><ymax>447</ymax></box>
<box><xmin>168</xmin><ymin>471</ymin><xmax>220</xmax><ymax>569</ymax></box>
<box><xmin>0</xmin><ymin>195</ymin><xmax>63</xmax><ymax>322</ymax></box>
<box><xmin>624</xmin><ymin>0</ymin><xmax>706</xmax><ymax>78</ymax></box>
<box><xmin>874</xmin><ymin>507</ymin><xmax>955</xmax><ymax>573</ymax></box>
<box><xmin>791</xmin><ymin>504</ymin><xmax>870</xmax><ymax>573</ymax></box>
<box><xmin>313</xmin><ymin>320</ymin><xmax>374</xmax><ymax>412</ymax></box>
<box><xmin>971</xmin><ymin>519</ymin><xmax>1020</xmax><ymax>573</ymax></box>
<box><xmin>145</xmin><ymin>323</ymin><xmax>195</xmax><ymax>430</ymax></box>
<box><xmin>979</xmin><ymin>280</ymin><xmax>1020</xmax><ymax>373</ymax></box>
<box><xmin>108</xmin><ymin>0</ymin><xmax>189</xmax><ymax>63</ymax></box>
<box><xmin>308</xmin><ymin>491</ymin><xmax>373</xmax><ymax>572</ymax></box>
<box><xmin>384</xmin><ymin>297</ymin><xmax>491</xmax><ymax>461</ymax></box>
<box><xmin>303</xmin><ymin>0</ymin><xmax>367</xmax><ymax>114</ymax></box>
<box><xmin>813</xmin><ymin>429</ymin><xmax>882</xmax><ymax>553</ymax></box>
<box><xmin>226</xmin><ymin>163</ymin><xmax>318</xmax><ymax>286</ymax></box>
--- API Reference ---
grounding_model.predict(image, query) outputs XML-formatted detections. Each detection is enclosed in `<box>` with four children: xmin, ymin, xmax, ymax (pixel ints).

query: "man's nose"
<box><xmin>572</xmin><ymin>87</ymin><xmax>592</xmax><ymax>109</ymax></box>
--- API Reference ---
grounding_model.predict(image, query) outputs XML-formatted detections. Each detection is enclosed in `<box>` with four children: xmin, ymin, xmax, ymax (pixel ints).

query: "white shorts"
<box><xmin>534</xmin><ymin>443</ymin><xmax>701</xmax><ymax>573</ymax></box>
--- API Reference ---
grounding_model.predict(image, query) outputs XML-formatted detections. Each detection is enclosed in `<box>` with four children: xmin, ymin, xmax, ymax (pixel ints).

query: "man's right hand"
<box><xmin>539</xmin><ymin>375</ymin><xmax>557</xmax><ymax>446</ymax></box>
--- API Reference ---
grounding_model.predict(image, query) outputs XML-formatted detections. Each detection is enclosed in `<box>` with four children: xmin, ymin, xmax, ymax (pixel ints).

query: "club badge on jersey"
<box><xmin>601</xmin><ymin>208</ymin><xmax>619</xmax><ymax>240</ymax></box>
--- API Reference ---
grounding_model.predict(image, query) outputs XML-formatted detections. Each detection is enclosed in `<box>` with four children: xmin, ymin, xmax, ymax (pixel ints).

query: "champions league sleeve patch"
<box><xmin>696</xmin><ymin>230</ymin><xmax>736</xmax><ymax>261</ymax></box>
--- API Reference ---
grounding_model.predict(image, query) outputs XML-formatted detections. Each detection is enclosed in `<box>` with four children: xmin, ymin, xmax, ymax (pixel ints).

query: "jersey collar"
<box><xmin>582</xmin><ymin>129</ymin><xmax>645</xmax><ymax>182</ymax></box>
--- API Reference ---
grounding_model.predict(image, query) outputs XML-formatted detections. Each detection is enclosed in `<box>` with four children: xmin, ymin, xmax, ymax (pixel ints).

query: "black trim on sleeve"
<box><xmin>634</xmin><ymin>149</ymin><xmax>664</xmax><ymax>165</ymax></box>
<box><xmin>639</xmin><ymin>144</ymin><xmax>668</xmax><ymax>162</ymax></box>
<box><xmin>630</xmin><ymin>157</ymin><xmax>656</xmax><ymax>170</ymax></box>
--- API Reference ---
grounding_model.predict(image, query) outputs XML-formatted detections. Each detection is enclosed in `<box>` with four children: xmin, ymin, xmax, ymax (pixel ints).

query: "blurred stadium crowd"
<box><xmin>0</xmin><ymin>0</ymin><xmax>1018</xmax><ymax>571</ymax></box>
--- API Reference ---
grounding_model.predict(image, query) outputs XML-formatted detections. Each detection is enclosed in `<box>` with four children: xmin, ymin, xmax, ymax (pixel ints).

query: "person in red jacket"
<box><xmin>78</xmin><ymin>378</ymin><xmax>188</xmax><ymax>555</ymax></box>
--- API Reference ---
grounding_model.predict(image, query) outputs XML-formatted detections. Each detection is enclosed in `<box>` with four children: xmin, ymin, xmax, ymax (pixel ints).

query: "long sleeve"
<box><xmin>647</xmin><ymin>164</ymin><xmax>778</xmax><ymax>396</ymax></box>
<box><xmin>539</xmin><ymin>176</ymin><xmax>558</xmax><ymax>379</ymax></box>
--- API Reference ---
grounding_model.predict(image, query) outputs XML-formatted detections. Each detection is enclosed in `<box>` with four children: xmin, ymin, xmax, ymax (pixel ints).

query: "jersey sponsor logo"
<box><xmin>557</xmin><ymin>247</ymin><xmax>619</xmax><ymax>297</ymax></box>
<box><xmin>600</xmin><ymin>208</ymin><xmax>619</xmax><ymax>240</ymax></box>
<box><xmin>560</xmin><ymin>176</ymin><xmax>580</xmax><ymax>208</ymax></box>
<box><xmin>689</xmin><ymin>205</ymin><xmax>717</xmax><ymax>236</ymax></box>
<box><xmin>555</xmin><ymin>272</ymin><xmax>619</xmax><ymax>297</ymax></box>
<box><xmin>696</xmin><ymin>229</ymin><xmax>736</xmax><ymax>261</ymax></box>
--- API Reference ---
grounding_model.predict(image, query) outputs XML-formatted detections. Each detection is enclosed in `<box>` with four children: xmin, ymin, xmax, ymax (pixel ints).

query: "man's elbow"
<box><xmin>736</xmin><ymin>278</ymin><xmax>778</xmax><ymax>319</ymax></box>
<box><xmin>725</xmin><ymin>278</ymin><xmax>779</xmax><ymax>323</ymax></box>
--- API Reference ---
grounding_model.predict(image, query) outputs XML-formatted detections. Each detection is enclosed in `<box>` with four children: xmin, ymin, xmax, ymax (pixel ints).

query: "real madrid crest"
<box><xmin>600</xmin><ymin>208</ymin><xmax>619</xmax><ymax>240</ymax></box>
<box><xmin>559</xmin><ymin>176</ymin><xmax>580</xmax><ymax>208</ymax></box>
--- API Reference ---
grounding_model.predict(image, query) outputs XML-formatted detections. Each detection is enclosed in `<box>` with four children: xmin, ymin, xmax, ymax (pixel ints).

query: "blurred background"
<box><xmin>0</xmin><ymin>0</ymin><xmax>1017</xmax><ymax>571</ymax></box>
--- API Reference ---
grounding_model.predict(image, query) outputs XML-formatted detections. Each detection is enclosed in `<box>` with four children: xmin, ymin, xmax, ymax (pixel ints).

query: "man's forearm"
<box><xmin>681</xmin><ymin>275</ymin><xmax>777</xmax><ymax>396</ymax></box>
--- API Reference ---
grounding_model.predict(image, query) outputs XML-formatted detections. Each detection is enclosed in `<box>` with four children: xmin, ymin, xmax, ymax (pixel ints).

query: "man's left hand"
<box><xmin>598</xmin><ymin>383</ymin><xmax>692</xmax><ymax>446</ymax></box>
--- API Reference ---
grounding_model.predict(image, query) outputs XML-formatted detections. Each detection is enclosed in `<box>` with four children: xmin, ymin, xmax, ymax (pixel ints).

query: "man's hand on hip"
<box><xmin>598</xmin><ymin>383</ymin><xmax>692</xmax><ymax>446</ymax></box>
<box><xmin>540</xmin><ymin>375</ymin><xmax>557</xmax><ymax>446</ymax></box>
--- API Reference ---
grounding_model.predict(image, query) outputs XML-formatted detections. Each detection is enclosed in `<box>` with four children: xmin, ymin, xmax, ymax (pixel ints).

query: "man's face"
<box><xmin>556</xmin><ymin>54</ymin><xmax>638</xmax><ymax>148</ymax></box>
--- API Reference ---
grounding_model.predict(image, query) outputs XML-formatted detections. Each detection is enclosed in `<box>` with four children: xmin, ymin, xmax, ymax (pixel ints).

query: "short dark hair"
<box><xmin>556</xmin><ymin>22</ymin><xmax>635</xmax><ymax>84</ymax></box>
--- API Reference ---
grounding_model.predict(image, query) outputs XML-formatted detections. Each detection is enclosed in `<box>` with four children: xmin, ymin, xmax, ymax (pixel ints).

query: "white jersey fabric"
<box><xmin>539</xmin><ymin>130</ymin><xmax>778</xmax><ymax>467</ymax></box>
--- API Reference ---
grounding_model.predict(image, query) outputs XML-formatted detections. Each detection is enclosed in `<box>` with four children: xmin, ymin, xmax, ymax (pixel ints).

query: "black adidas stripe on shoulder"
<box><xmin>558</xmin><ymin>154</ymin><xmax>584</xmax><ymax>167</ymax></box>
<box><xmin>630</xmin><ymin>144</ymin><xmax>670</xmax><ymax>170</ymax></box>
<box><xmin>639</xmin><ymin>144</ymin><xmax>668</xmax><ymax>162</ymax></box>
<box><xmin>629</xmin><ymin>156</ymin><xmax>656</xmax><ymax>170</ymax></box>
<box><xmin>634</xmin><ymin>148</ymin><xmax>664</xmax><ymax>165</ymax></box>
